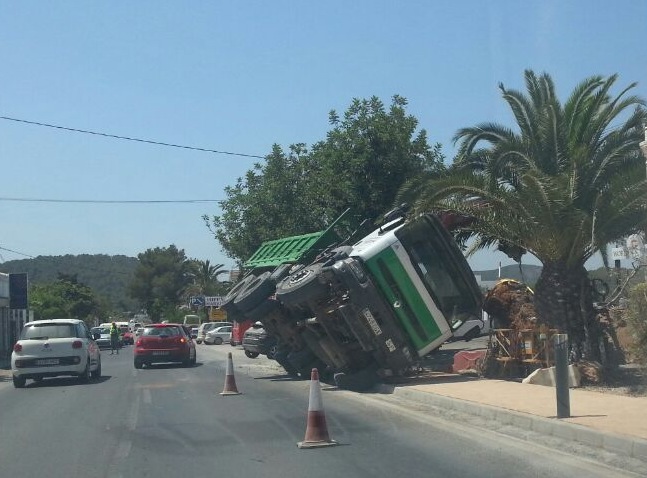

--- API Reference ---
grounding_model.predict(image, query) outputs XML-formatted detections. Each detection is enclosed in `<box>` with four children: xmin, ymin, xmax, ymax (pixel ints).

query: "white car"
<box><xmin>196</xmin><ymin>321</ymin><xmax>231</xmax><ymax>344</ymax></box>
<box><xmin>204</xmin><ymin>325</ymin><xmax>232</xmax><ymax>345</ymax></box>
<box><xmin>11</xmin><ymin>319</ymin><xmax>102</xmax><ymax>388</ymax></box>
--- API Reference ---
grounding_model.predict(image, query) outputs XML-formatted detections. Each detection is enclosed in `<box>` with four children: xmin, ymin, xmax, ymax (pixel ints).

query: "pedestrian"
<box><xmin>109</xmin><ymin>322</ymin><xmax>120</xmax><ymax>355</ymax></box>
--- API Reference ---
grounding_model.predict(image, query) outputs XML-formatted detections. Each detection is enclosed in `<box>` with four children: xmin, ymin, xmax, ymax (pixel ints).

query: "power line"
<box><xmin>0</xmin><ymin>197</ymin><xmax>223</xmax><ymax>204</ymax></box>
<box><xmin>0</xmin><ymin>246</ymin><xmax>35</xmax><ymax>259</ymax></box>
<box><xmin>0</xmin><ymin>116</ymin><xmax>265</xmax><ymax>159</ymax></box>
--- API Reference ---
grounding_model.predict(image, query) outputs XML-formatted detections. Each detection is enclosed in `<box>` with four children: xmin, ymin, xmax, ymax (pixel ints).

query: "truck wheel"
<box><xmin>273</xmin><ymin>346</ymin><xmax>300</xmax><ymax>378</ymax></box>
<box><xmin>243</xmin><ymin>298</ymin><xmax>279</xmax><ymax>322</ymax></box>
<box><xmin>287</xmin><ymin>347</ymin><xmax>326</xmax><ymax>379</ymax></box>
<box><xmin>333</xmin><ymin>366</ymin><xmax>379</xmax><ymax>391</ymax></box>
<box><xmin>276</xmin><ymin>263</ymin><xmax>328</xmax><ymax>306</ymax></box>
<box><xmin>233</xmin><ymin>271</ymin><xmax>276</xmax><ymax>312</ymax></box>
<box><xmin>220</xmin><ymin>274</ymin><xmax>257</xmax><ymax>313</ymax></box>
<box><xmin>244</xmin><ymin>350</ymin><xmax>260</xmax><ymax>358</ymax></box>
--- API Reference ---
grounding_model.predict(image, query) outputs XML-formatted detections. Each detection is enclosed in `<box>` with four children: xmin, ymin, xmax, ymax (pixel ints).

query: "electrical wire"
<box><xmin>0</xmin><ymin>116</ymin><xmax>265</xmax><ymax>159</ymax></box>
<box><xmin>0</xmin><ymin>197</ymin><xmax>223</xmax><ymax>204</ymax></box>
<box><xmin>0</xmin><ymin>246</ymin><xmax>34</xmax><ymax>259</ymax></box>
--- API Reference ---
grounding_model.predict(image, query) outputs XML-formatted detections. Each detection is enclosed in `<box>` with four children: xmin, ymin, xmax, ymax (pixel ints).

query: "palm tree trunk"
<box><xmin>534</xmin><ymin>262</ymin><xmax>600</xmax><ymax>362</ymax></box>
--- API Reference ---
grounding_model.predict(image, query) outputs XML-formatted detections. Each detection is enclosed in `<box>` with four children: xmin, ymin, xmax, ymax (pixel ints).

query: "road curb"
<box><xmin>375</xmin><ymin>383</ymin><xmax>647</xmax><ymax>462</ymax></box>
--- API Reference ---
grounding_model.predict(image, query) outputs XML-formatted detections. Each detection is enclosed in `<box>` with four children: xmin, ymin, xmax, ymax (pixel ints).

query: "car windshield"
<box><xmin>143</xmin><ymin>327</ymin><xmax>181</xmax><ymax>337</ymax></box>
<box><xmin>21</xmin><ymin>323</ymin><xmax>77</xmax><ymax>340</ymax></box>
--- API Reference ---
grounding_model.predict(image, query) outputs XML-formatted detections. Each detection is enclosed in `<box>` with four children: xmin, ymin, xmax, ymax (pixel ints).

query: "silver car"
<box><xmin>204</xmin><ymin>325</ymin><xmax>232</xmax><ymax>345</ymax></box>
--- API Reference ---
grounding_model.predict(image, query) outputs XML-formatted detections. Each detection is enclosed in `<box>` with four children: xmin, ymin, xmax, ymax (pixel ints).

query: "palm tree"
<box><xmin>188</xmin><ymin>260</ymin><xmax>229</xmax><ymax>296</ymax></box>
<box><xmin>400</xmin><ymin>70</ymin><xmax>647</xmax><ymax>362</ymax></box>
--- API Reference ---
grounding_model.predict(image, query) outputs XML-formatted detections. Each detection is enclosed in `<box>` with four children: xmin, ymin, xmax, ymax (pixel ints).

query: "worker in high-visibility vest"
<box><xmin>109</xmin><ymin>322</ymin><xmax>120</xmax><ymax>355</ymax></box>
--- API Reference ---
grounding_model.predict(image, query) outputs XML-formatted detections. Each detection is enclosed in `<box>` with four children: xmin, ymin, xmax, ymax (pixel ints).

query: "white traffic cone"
<box><xmin>297</xmin><ymin>368</ymin><xmax>338</xmax><ymax>448</ymax></box>
<box><xmin>220</xmin><ymin>352</ymin><xmax>242</xmax><ymax>396</ymax></box>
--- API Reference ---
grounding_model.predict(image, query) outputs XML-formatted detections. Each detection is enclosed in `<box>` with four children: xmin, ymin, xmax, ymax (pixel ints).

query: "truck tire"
<box><xmin>287</xmin><ymin>347</ymin><xmax>328</xmax><ymax>379</ymax></box>
<box><xmin>269</xmin><ymin>263</ymin><xmax>293</xmax><ymax>283</ymax></box>
<box><xmin>220</xmin><ymin>274</ymin><xmax>257</xmax><ymax>313</ymax></box>
<box><xmin>233</xmin><ymin>271</ymin><xmax>276</xmax><ymax>312</ymax></box>
<box><xmin>244</xmin><ymin>350</ymin><xmax>260</xmax><ymax>358</ymax></box>
<box><xmin>273</xmin><ymin>345</ymin><xmax>300</xmax><ymax>378</ymax></box>
<box><xmin>276</xmin><ymin>263</ymin><xmax>328</xmax><ymax>306</ymax></box>
<box><xmin>333</xmin><ymin>366</ymin><xmax>379</xmax><ymax>391</ymax></box>
<box><xmin>243</xmin><ymin>298</ymin><xmax>279</xmax><ymax>322</ymax></box>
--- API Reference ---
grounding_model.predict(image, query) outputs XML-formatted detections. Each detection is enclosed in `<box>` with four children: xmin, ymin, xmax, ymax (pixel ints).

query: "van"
<box><xmin>183</xmin><ymin>314</ymin><xmax>201</xmax><ymax>327</ymax></box>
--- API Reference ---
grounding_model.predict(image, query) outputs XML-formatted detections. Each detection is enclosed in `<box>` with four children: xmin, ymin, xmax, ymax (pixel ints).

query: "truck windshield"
<box><xmin>396</xmin><ymin>216</ymin><xmax>482</xmax><ymax>324</ymax></box>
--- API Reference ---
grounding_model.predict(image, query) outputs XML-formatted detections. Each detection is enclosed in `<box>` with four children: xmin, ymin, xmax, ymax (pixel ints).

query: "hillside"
<box><xmin>0</xmin><ymin>254</ymin><xmax>139</xmax><ymax>311</ymax></box>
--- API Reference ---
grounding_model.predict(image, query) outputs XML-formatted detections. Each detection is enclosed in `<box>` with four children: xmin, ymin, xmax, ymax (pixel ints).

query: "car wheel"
<box><xmin>190</xmin><ymin>352</ymin><xmax>197</xmax><ymax>366</ymax></box>
<box><xmin>78</xmin><ymin>359</ymin><xmax>91</xmax><ymax>383</ymax></box>
<box><xmin>196</xmin><ymin>339</ymin><xmax>202</xmax><ymax>344</ymax></box>
<box><xmin>134</xmin><ymin>358</ymin><xmax>144</xmax><ymax>369</ymax></box>
<box><xmin>12</xmin><ymin>375</ymin><xmax>26</xmax><ymax>388</ymax></box>
<box><xmin>244</xmin><ymin>350</ymin><xmax>260</xmax><ymax>358</ymax></box>
<box><xmin>91</xmin><ymin>357</ymin><xmax>102</xmax><ymax>379</ymax></box>
<box><xmin>214</xmin><ymin>337</ymin><xmax>223</xmax><ymax>345</ymax></box>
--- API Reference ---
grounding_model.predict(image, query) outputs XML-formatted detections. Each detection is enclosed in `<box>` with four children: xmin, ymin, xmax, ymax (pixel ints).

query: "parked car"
<box><xmin>190</xmin><ymin>327</ymin><xmax>199</xmax><ymax>339</ymax></box>
<box><xmin>122</xmin><ymin>330</ymin><xmax>135</xmax><ymax>345</ymax></box>
<box><xmin>242</xmin><ymin>323</ymin><xmax>277</xmax><ymax>359</ymax></box>
<box><xmin>204</xmin><ymin>325</ymin><xmax>232</xmax><ymax>345</ymax></box>
<box><xmin>11</xmin><ymin>319</ymin><xmax>102</xmax><ymax>388</ymax></box>
<box><xmin>196</xmin><ymin>321</ymin><xmax>231</xmax><ymax>344</ymax></box>
<box><xmin>133</xmin><ymin>323</ymin><xmax>196</xmax><ymax>369</ymax></box>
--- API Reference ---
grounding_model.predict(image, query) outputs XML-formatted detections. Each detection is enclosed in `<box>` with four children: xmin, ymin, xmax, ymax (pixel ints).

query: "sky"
<box><xmin>1</xmin><ymin>1</ymin><xmax>646</xmax><ymax>273</ymax></box>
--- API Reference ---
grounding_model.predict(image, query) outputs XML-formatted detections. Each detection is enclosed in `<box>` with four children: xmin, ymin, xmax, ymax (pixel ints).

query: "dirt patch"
<box><xmin>580</xmin><ymin>365</ymin><xmax>647</xmax><ymax>397</ymax></box>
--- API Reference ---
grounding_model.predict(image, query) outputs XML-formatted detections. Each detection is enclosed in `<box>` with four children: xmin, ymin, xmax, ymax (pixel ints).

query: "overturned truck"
<box><xmin>220</xmin><ymin>208</ymin><xmax>483</xmax><ymax>390</ymax></box>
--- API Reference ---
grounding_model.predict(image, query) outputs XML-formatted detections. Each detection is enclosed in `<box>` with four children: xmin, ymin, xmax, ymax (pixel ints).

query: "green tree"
<box><xmin>187</xmin><ymin>260</ymin><xmax>229</xmax><ymax>296</ymax></box>
<box><xmin>29</xmin><ymin>274</ymin><xmax>103</xmax><ymax>325</ymax></box>
<box><xmin>205</xmin><ymin>95</ymin><xmax>445</xmax><ymax>263</ymax></box>
<box><xmin>399</xmin><ymin>71</ymin><xmax>647</xmax><ymax>362</ymax></box>
<box><xmin>204</xmin><ymin>143</ymin><xmax>319</xmax><ymax>264</ymax></box>
<box><xmin>128</xmin><ymin>245</ymin><xmax>193</xmax><ymax>322</ymax></box>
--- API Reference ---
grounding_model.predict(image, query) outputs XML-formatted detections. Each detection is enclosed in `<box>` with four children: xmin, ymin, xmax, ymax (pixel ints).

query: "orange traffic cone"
<box><xmin>220</xmin><ymin>352</ymin><xmax>242</xmax><ymax>396</ymax></box>
<box><xmin>297</xmin><ymin>368</ymin><xmax>338</xmax><ymax>448</ymax></box>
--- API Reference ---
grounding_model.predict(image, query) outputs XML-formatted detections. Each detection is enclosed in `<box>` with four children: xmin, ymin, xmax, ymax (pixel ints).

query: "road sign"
<box><xmin>190</xmin><ymin>296</ymin><xmax>205</xmax><ymax>307</ymax></box>
<box><xmin>205</xmin><ymin>296</ymin><xmax>224</xmax><ymax>307</ymax></box>
<box><xmin>610</xmin><ymin>247</ymin><xmax>626</xmax><ymax>260</ymax></box>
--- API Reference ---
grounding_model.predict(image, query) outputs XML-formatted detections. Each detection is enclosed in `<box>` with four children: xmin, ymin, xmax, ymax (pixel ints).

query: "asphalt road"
<box><xmin>0</xmin><ymin>344</ymin><xmax>637</xmax><ymax>478</ymax></box>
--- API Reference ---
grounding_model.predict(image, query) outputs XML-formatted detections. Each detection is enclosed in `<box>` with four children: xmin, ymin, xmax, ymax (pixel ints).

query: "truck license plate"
<box><xmin>362</xmin><ymin>309</ymin><xmax>382</xmax><ymax>336</ymax></box>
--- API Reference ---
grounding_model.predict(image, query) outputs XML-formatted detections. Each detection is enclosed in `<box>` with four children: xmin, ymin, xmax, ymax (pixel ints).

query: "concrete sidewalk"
<box><xmin>377</xmin><ymin>372</ymin><xmax>647</xmax><ymax>462</ymax></box>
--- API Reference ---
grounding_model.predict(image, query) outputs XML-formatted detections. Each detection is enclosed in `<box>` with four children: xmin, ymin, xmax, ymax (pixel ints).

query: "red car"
<box><xmin>121</xmin><ymin>331</ymin><xmax>135</xmax><ymax>345</ymax></box>
<box><xmin>133</xmin><ymin>323</ymin><xmax>196</xmax><ymax>369</ymax></box>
